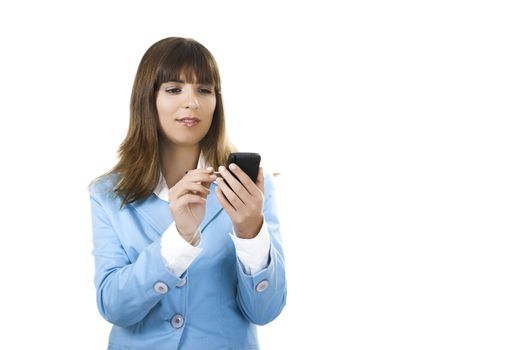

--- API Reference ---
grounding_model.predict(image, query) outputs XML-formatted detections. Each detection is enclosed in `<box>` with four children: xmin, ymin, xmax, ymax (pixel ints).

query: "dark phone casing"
<box><xmin>226</xmin><ymin>152</ymin><xmax>261</xmax><ymax>183</ymax></box>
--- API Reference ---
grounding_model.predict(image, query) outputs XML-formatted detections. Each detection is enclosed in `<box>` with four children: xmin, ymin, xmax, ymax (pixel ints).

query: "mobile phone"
<box><xmin>222</xmin><ymin>152</ymin><xmax>261</xmax><ymax>183</ymax></box>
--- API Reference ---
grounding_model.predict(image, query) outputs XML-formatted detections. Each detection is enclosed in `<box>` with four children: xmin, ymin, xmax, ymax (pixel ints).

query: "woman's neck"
<box><xmin>160</xmin><ymin>141</ymin><xmax>200</xmax><ymax>188</ymax></box>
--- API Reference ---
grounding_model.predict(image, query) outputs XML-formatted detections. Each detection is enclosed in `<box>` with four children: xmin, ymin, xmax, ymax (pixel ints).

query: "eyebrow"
<box><xmin>168</xmin><ymin>80</ymin><xmax>213</xmax><ymax>87</ymax></box>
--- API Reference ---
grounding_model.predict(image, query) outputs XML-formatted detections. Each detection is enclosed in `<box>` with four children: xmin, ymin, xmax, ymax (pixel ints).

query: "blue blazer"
<box><xmin>89</xmin><ymin>173</ymin><xmax>286</xmax><ymax>350</ymax></box>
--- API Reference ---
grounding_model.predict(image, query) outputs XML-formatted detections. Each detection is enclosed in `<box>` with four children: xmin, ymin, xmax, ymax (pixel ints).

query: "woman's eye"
<box><xmin>166</xmin><ymin>88</ymin><xmax>181</xmax><ymax>94</ymax></box>
<box><xmin>199</xmin><ymin>88</ymin><xmax>212</xmax><ymax>94</ymax></box>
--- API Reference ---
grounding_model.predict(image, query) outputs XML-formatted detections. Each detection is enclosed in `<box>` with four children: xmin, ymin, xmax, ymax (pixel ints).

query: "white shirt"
<box><xmin>157</xmin><ymin>156</ymin><xmax>271</xmax><ymax>277</ymax></box>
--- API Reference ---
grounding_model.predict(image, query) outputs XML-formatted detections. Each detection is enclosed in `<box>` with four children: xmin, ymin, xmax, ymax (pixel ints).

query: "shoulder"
<box><xmin>263</xmin><ymin>170</ymin><xmax>279</xmax><ymax>199</ymax></box>
<box><xmin>88</xmin><ymin>173</ymin><xmax>122</xmax><ymax>203</ymax></box>
<box><xmin>263</xmin><ymin>169</ymin><xmax>276</xmax><ymax>187</ymax></box>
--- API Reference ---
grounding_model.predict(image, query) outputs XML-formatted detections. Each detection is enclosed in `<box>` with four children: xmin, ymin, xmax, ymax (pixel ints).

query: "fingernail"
<box><xmin>207</xmin><ymin>166</ymin><xmax>213</xmax><ymax>171</ymax></box>
<box><xmin>219</xmin><ymin>166</ymin><xmax>225</xmax><ymax>172</ymax></box>
<box><xmin>229</xmin><ymin>163</ymin><xmax>237</xmax><ymax>170</ymax></box>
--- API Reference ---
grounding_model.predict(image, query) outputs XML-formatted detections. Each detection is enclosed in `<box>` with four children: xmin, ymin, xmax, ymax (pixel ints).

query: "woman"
<box><xmin>89</xmin><ymin>37</ymin><xmax>286</xmax><ymax>349</ymax></box>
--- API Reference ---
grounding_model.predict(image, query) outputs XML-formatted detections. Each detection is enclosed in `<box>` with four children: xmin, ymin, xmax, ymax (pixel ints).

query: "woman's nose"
<box><xmin>184</xmin><ymin>90</ymin><xmax>199</xmax><ymax>109</ymax></box>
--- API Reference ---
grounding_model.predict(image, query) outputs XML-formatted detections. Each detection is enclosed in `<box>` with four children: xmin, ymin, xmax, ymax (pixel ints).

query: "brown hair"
<box><xmin>99</xmin><ymin>37</ymin><xmax>235</xmax><ymax>206</ymax></box>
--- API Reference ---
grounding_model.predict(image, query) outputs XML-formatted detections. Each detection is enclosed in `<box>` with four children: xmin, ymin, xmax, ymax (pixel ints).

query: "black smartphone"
<box><xmin>223</xmin><ymin>152</ymin><xmax>261</xmax><ymax>183</ymax></box>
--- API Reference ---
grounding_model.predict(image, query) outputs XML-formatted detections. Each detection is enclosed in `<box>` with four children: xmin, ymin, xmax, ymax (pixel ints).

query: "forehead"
<box><xmin>177</xmin><ymin>71</ymin><xmax>203</xmax><ymax>83</ymax></box>
<box><xmin>155</xmin><ymin>43</ymin><xmax>218</xmax><ymax>89</ymax></box>
<box><xmin>158</xmin><ymin>66</ymin><xmax>214</xmax><ymax>86</ymax></box>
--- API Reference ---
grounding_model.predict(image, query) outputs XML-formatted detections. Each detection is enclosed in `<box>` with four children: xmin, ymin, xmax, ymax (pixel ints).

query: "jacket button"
<box><xmin>154</xmin><ymin>281</ymin><xmax>168</xmax><ymax>294</ymax></box>
<box><xmin>171</xmin><ymin>314</ymin><xmax>184</xmax><ymax>329</ymax></box>
<box><xmin>176</xmin><ymin>277</ymin><xmax>187</xmax><ymax>288</ymax></box>
<box><xmin>255</xmin><ymin>280</ymin><xmax>269</xmax><ymax>292</ymax></box>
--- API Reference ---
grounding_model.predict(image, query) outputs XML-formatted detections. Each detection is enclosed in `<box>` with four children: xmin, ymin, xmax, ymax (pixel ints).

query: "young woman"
<box><xmin>89</xmin><ymin>37</ymin><xmax>286</xmax><ymax>349</ymax></box>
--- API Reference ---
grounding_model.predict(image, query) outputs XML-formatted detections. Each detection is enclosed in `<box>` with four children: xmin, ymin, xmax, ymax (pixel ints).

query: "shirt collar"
<box><xmin>153</xmin><ymin>152</ymin><xmax>208</xmax><ymax>202</ymax></box>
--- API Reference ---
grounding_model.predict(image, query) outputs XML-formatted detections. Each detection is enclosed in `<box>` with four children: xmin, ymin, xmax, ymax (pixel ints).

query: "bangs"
<box><xmin>155</xmin><ymin>40</ymin><xmax>218</xmax><ymax>89</ymax></box>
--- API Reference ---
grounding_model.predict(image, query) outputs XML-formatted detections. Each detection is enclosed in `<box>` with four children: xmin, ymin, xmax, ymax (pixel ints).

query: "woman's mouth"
<box><xmin>176</xmin><ymin>117</ymin><xmax>200</xmax><ymax>127</ymax></box>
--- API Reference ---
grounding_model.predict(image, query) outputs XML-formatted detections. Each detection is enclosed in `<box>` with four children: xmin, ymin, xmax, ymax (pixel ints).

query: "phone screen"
<box><xmin>226</xmin><ymin>152</ymin><xmax>261</xmax><ymax>183</ymax></box>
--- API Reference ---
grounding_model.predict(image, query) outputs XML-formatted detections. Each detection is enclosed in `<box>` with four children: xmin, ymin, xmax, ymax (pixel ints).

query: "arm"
<box><xmin>90</xmin><ymin>192</ymin><xmax>185</xmax><ymax>327</ymax></box>
<box><xmin>234</xmin><ymin>174</ymin><xmax>287</xmax><ymax>324</ymax></box>
<box><xmin>215</xmin><ymin>166</ymin><xmax>287</xmax><ymax>324</ymax></box>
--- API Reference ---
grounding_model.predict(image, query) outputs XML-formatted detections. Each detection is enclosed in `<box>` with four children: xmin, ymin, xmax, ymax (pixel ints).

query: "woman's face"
<box><xmin>156</xmin><ymin>76</ymin><xmax>216</xmax><ymax>148</ymax></box>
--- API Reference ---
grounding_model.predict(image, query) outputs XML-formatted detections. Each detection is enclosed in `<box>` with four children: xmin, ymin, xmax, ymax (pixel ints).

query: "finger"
<box><xmin>182</xmin><ymin>183</ymin><xmax>211</xmax><ymax>198</ymax></box>
<box><xmin>185</xmin><ymin>166</ymin><xmax>215</xmax><ymax>175</ymax></box>
<box><xmin>227</xmin><ymin>163</ymin><xmax>259</xmax><ymax>196</ymax></box>
<box><xmin>215</xmin><ymin>177</ymin><xmax>245</xmax><ymax>210</ymax></box>
<box><xmin>184</xmin><ymin>170</ymin><xmax>217</xmax><ymax>185</ymax></box>
<box><xmin>170</xmin><ymin>182</ymin><xmax>210</xmax><ymax>199</ymax></box>
<box><xmin>255</xmin><ymin>167</ymin><xmax>264</xmax><ymax>194</ymax></box>
<box><xmin>218</xmin><ymin>165</ymin><xmax>250</xmax><ymax>200</ymax></box>
<box><xmin>169</xmin><ymin>193</ymin><xmax>206</xmax><ymax>207</ymax></box>
<box><xmin>215</xmin><ymin>186</ymin><xmax>236</xmax><ymax>216</ymax></box>
<box><xmin>202</xmin><ymin>178</ymin><xmax>214</xmax><ymax>190</ymax></box>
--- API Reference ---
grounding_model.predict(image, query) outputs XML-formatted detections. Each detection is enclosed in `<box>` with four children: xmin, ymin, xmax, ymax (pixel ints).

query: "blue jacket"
<box><xmin>89</xmin><ymin>173</ymin><xmax>286</xmax><ymax>350</ymax></box>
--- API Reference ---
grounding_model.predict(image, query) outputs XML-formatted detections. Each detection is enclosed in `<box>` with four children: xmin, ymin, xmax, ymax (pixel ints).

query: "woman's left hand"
<box><xmin>216</xmin><ymin>164</ymin><xmax>264</xmax><ymax>239</ymax></box>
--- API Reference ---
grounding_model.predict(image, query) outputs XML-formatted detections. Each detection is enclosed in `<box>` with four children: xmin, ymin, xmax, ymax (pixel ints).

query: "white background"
<box><xmin>0</xmin><ymin>0</ymin><xmax>524</xmax><ymax>349</ymax></box>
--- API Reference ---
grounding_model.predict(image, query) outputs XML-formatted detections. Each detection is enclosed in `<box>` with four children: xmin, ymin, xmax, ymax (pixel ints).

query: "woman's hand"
<box><xmin>216</xmin><ymin>164</ymin><xmax>264</xmax><ymax>239</ymax></box>
<box><xmin>168</xmin><ymin>167</ymin><xmax>216</xmax><ymax>242</ymax></box>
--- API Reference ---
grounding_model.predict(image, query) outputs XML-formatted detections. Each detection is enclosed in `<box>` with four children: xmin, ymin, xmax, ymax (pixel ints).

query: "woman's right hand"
<box><xmin>168</xmin><ymin>167</ymin><xmax>217</xmax><ymax>243</ymax></box>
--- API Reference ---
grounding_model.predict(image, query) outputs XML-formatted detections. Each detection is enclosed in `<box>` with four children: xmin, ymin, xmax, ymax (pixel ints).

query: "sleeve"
<box><xmin>230</xmin><ymin>221</ymin><xmax>271</xmax><ymax>275</ymax></box>
<box><xmin>234</xmin><ymin>173</ymin><xmax>287</xmax><ymax>325</ymax></box>
<box><xmin>90</xmin><ymin>190</ymin><xmax>187</xmax><ymax>328</ymax></box>
<box><xmin>160</xmin><ymin>222</ymin><xmax>202</xmax><ymax>277</ymax></box>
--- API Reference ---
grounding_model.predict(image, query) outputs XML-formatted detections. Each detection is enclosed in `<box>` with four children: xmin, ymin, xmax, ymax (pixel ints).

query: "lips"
<box><xmin>176</xmin><ymin>117</ymin><xmax>200</xmax><ymax>127</ymax></box>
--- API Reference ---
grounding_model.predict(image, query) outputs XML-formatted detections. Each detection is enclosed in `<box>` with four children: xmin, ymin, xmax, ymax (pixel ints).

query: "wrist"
<box><xmin>234</xmin><ymin>216</ymin><xmax>263</xmax><ymax>239</ymax></box>
<box><xmin>176</xmin><ymin>225</ymin><xmax>199</xmax><ymax>245</ymax></box>
<box><xmin>188</xmin><ymin>231</ymin><xmax>201</xmax><ymax>246</ymax></box>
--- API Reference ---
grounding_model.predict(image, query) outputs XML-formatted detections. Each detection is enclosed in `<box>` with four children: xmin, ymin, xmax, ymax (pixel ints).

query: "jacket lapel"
<box><xmin>200</xmin><ymin>182</ymin><xmax>224</xmax><ymax>233</ymax></box>
<box><xmin>129</xmin><ymin>182</ymin><xmax>224</xmax><ymax>236</ymax></box>
<box><xmin>129</xmin><ymin>194</ymin><xmax>172</xmax><ymax>235</ymax></box>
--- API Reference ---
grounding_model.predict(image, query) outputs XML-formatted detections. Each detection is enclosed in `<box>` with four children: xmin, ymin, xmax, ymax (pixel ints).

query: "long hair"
<box><xmin>98</xmin><ymin>37</ymin><xmax>235</xmax><ymax>206</ymax></box>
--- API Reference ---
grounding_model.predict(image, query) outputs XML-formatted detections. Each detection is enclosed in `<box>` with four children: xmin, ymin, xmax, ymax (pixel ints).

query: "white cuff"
<box><xmin>230</xmin><ymin>220</ymin><xmax>271</xmax><ymax>275</ymax></box>
<box><xmin>160</xmin><ymin>222</ymin><xmax>202</xmax><ymax>277</ymax></box>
